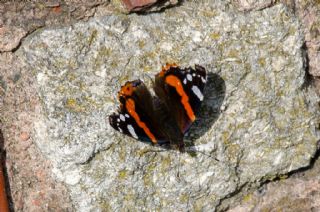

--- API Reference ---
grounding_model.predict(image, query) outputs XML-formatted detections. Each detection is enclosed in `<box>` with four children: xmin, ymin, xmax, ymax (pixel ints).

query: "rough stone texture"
<box><xmin>233</xmin><ymin>0</ymin><xmax>320</xmax><ymax>82</ymax></box>
<box><xmin>0</xmin><ymin>26</ymin><xmax>27</xmax><ymax>52</ymax></box>
<box><xmin>17</xmin><ymin>1</ymin><xmax>320</xmax><ymax>210</ymax></box>
<box><xmin>121</xmin><ymin>0</ymin><xmax>179</xmax><ymax>12</ymax></box>
<box><xmin>229</xmin><ymin>151</ymin><xmax>320</xmax><ymax>211</ymax></box>
<box><xmin>122</xmin><ymin>0</ymin><xmax>157</xmax><ymax>11</ymax></box>
<box><xmin>0</xmin><ymin>1</ymin><xmax>109</xmax><ymax>52</ymax></box>
<box><xmin>0</xmin><ymin>53</ymin><xmax>74</xmax><ymax>211</ymax></box>
<box><xmin>294</xmin><ymin>1</ymin><xmax>320</xmax><ymax>77</ymax></box>
<box><xmin>232</xmin><ymin>0</ymin><xmax>276</xmax><ymax>11</ymax></box>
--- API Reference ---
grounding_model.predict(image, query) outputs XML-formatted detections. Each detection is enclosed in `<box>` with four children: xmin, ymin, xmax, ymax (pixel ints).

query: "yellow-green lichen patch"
<box><xmin>160</xmin><ymin>156</ymin><xmax>172</xmax><ymax>172</ymax></box>
<box><xmin>64</xmin><ymin>96</ymin><xmax>99</xmax><ymax>113</ymax></box>
<box><xmin>210</xmin><ymin>32</ymin><xmax>221</xmax><ymax>40</ymax></box>
<box><xmin>123</xmin><ymin>190</ymin><xmax>135</xmax><ymax>202</ymax></box>
<box><xmin>94</xmin><ymin>46</ymin><xmax>113</xmax><ymax>68</ymax></box>
<box><xmin>118</xmin><ymin>144</ymin><xmax>127</xmax><ymax>162</ymax></box>
<box><xmin>118</xmin><ymin>169</ymin><xmax>128</xmax><ymax>180</ymax></box>
<box><xmin>258</xmin><ymin>57</ymin><xmax>266</xmax><ymax>67</ymax></box>
<box><xmin>143</xmin><ymin>162</ymin><xmax>156</xmax><ymax>186</ymax></box>
<box><xmin>222</xmin><ymin>131</ymin><xmax>231</xmax><ymax>145</ymax></box>
<box><xmin>65</xmin><ymin>98</ymin><xmax>84</xmax><ymax>112</ymax></box>
<box><xmin>201</xmin><ymin>9</ymin><xmax>217</xmax><ymax>18</ymax></box>
<box><xmin>142</xmin><ymin>65</ymin><xmax>152</xmax><ymax>72</ymax></box>
<box><xmin>179</xmin><ymin>193</ymin><xmax>189</xmax><ymax>203</ymax></box>
<box><xmin>90</xmin><ymin>169</ymin><xmax>106</xmax><ymax>184</ymax></box>
<box><xmin>243</xmin><ymin>193</ymin><xmax>252</xmax><ymax>202</ymax></box>
<box><xmin>110</xmin><ymin>59</ymin><xmax>119</xmax><ymax>68</ymax></box>
<box><xmin>225</xmin><ymin>143</ymin><xmax>241</xmax><ymax>162</ymax></box>
<box><xmin>88</xmin><ymin>29</ymin><xmax>98</xmax><ymax>46</ymax></box>
<box><xmin>98</xmin><ymin>199</ymin><xmax>112</xmax><ymax>211</ymax></box>
<box><xmin>138</xmin><ymin>40</ymin><xmax>146</xmax><ymax>49</ymax></box>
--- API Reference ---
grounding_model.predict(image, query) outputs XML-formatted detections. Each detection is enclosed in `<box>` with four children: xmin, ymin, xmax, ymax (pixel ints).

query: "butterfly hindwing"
<box><xmin>109</xmin><ymin>112</ymin><xmax>150</xmax><ymax>142</ymax></box>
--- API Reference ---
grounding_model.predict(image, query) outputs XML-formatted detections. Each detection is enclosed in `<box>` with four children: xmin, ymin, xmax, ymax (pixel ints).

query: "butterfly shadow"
<box><xmin>184</xmin><ymin>72</ymin><xmax>226</xmax><ymax>154</ymax></box>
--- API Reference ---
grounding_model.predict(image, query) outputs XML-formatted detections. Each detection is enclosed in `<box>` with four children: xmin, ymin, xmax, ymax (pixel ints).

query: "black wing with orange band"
<box><xmin>154</xmin><ymin>64</ymin><xmax>207</xmax><ymax>133</ymax></box>
<box><xmin>109</xmin><ymin>80</ymin><xmax>166</xmax><ymax>144</ymax></box>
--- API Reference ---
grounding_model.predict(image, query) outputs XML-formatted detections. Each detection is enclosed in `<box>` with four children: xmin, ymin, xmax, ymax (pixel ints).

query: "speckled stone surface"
<box><xmin>120</xmin><ymin>0</ymin><xmax>179</xmax><ymax>12</ymax></box>
<box><xmin>19</xmin><ymin>1</ymin><xmax>319</xmax><ymax>211</ymax></box>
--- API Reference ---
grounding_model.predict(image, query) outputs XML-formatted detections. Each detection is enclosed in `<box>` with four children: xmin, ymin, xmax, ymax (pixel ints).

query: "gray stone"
<box><xmin>19</xmin><ymin>1</ymin><xmax>319</xmax><ymax>211</ymax></box>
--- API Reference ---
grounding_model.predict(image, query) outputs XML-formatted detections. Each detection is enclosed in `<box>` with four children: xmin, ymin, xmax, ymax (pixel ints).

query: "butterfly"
<box><xmin>109</xmin><ymin>63</ymin><xmax>207</xmax><ymax>152</ymax></box>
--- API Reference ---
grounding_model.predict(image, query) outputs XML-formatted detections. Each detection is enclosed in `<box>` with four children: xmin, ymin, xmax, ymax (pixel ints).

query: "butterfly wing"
<box><xmin>109</xmin><ymin>112</ymin><xmax>150</xmax><ymax>142</ymax></box>
<box><xmin>109</xmin><ymin>80</ymin><xmax>167</xmax><ymax>144</ymax></box>
<box><xmin>154</xmin><ymin>64</ymin><xmax>207</xmax><ymax>133</ymax></box>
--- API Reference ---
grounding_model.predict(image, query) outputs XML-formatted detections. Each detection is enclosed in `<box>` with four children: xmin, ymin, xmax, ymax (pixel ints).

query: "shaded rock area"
<box><xmin>17</xmin><ymin>1</ymin><xmax>319</xmax><ymax>211</ymax></box>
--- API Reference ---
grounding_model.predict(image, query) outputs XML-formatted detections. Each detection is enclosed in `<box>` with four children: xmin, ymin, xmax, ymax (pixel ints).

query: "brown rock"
<box><xmin>122</xmin><ymin>0</ymin><xmax>158</xmax><ymax>11</ymax></box>
<box><xmin>233</xmin><ymin>0</ymin><xmax>275</xmax><ymax>11</ymax></box>
<box><xmin>0</xmin><ymin>26</ymin><xmax>27</xmax><ymax>52</ymax></box>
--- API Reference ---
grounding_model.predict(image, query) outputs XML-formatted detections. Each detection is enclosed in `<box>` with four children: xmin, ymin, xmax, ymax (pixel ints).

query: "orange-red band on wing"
<box><xmin>165</xmin><ymin>75</ymin><xmax>196</xmax><ymax>122</ymax></box>
<box><xmin>159</xmin><ymin>63</ymin><xmax>178</xmax><ymax>77</ymax></box>
<box><xmin>125</xmin><ymin>98</ymin><xmax>157</xmax><ymax>143</ymax></box>
<box><xmin>119</xmin><ymin>83</ymin><xmax>136</xmax><ymax>98</ymax></box>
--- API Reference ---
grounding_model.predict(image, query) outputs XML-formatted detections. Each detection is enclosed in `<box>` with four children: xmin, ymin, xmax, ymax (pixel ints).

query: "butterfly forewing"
<box><xmin>109</xmin><ymin>80</ymin><xmax>166</xmax><ymax>144</ymax></box>
<box><xmin>154</xmin><ymin>64</ymin><xmax>207</xmax><ymax>133</ymax></box>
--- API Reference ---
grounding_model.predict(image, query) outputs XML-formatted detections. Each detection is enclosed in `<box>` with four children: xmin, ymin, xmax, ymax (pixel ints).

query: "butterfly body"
<box><xmin>109</xmin><ymin>64</ymin><xmax>207</xmax><ymax>152</ymax></box>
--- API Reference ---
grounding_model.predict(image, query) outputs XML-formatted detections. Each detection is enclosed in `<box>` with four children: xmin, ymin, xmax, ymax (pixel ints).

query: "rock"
<box><xmin>0</xmin><ymin>53</ymin><xmax>74</xmax><ymax>211</ymax></box>
<box><xmin>120</xmin><ymin>0</ymin><xmax>179</xmax><ymax>12</ymax></box>
<box><xmin>122</xmin><ymin>0</ymin><xmax>157</xmax><ymax>11</ymax></box>
<box><xmin>0</xmin><ymin>26</ymin><xmax>27</xmax><ymax>52</ymax></box>
<box><xmin>228</xmin><ymin>155</ymin><xmax>320</xmax><ymax>211</ymax></box>
<box><xmin>19</xmin><ymin>1</ymin><xmax>319</xmax><ymax>211</ymax></box>
<box><xmin>296</xmin><ymin>1</ymin><xmax>320</xmax><ymax>77</ymax></box>
<box><xmin>233</xmin><ymin>0</ymin><xmax>275</xmax><ymax>11</ymax></box>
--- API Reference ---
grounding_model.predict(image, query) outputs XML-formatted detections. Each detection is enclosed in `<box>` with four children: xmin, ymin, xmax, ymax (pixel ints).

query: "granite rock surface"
<box><xmin>19</xmin><ymin>1</ymin><xmax>319</xmax><ymax>211</ymax></box>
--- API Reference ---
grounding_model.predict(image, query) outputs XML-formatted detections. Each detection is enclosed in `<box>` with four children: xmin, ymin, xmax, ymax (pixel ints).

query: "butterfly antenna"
<box><xmin>186</xmin><ymin>146</ymin><xmax>219</xmax><ymax>162</ymax></box>
<box><xmin>142</xmin><ymin>73</ymin><xmax>154</xmax><ymax>86</ymax></box>
<box><xmin>176</xmin><ymin>150</ymin><xmax>181</xmax><ymax>180</ymax></box>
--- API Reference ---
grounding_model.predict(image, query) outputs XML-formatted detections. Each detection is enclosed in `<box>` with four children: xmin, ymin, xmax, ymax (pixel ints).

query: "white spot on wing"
<box><xmin>201</xmin><ymin>76</ymin><xmax>206</xmax><ymax>83</ymax></box>
<box><xmin>117</xmin><ymin>118</ymin><xmax>120</xmax><ymax>122</ymax></box>
<box><xmin>118</xmin><ymin>127</ymin><xmax>123</xmax><ymax>133</ymax></box>
<box><xmin>125</xmin><ymin>114</ymin><xmax>130</xmax><ymax>118</ymax></box>
<box><xmin>183</xmin><ymin>78</ymin><xmax>187</xmax><ymax>84</ymax></box>
<box><xmin>187</xmin><ymin>74</ymin><xmax>192</xmax><ymax>81</ymax></box>
<box><xmin>192</xmin><ymin>86</ymin><xmax>204</xmax><ymax>101</ymax></box>
<box><xmin>127</xmin><ymin>125</ymin><xmax>138</xmax><ymax>139</ymax></box>
<box><xmin>192</xmin><ymin>73</ymin><xmax>196</xmax><ymax>77</ymax></box>
<box><xmin>120</xmin><ymin>114</ymin><xmax>125</xmax><ymax>121</ymax></box>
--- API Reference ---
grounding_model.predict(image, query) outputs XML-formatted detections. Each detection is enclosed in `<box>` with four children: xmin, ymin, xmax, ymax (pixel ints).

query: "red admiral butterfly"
<box><xmin>109</xmin><ymin>63</ymin><xmax>207</xmax><ymax>152</ymax></box>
